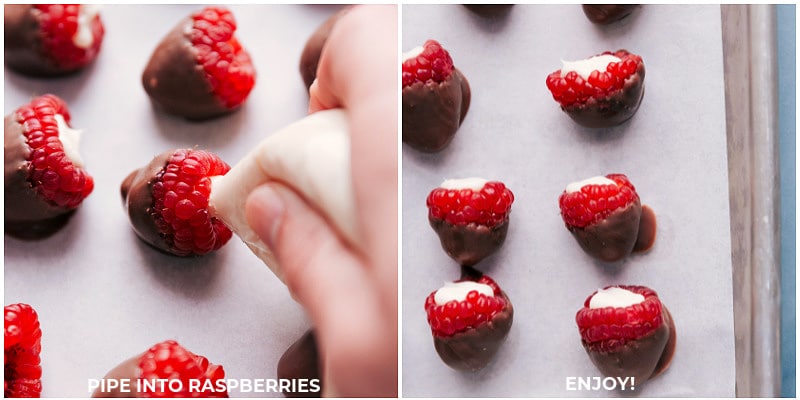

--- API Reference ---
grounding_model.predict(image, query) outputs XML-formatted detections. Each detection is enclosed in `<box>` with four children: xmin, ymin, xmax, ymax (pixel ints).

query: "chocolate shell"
<box><xmin>429</xmin><ymin>218</ymin><xmax>509</xmax><ymax>266</ymax></box>
<box><xmin>5</xmin><ymin>114</ymin><xmax>75</xmax><ymax>239</ymax></box>
<box><xmin>568</xmin><ymin>199</ymin><xmax>641</xmax><ymax>262</ymax></box>
<box><xmin>562</xmin><ymin>59</ymin><xmax>645</xmax><ymax>128</ymax></box>
<box><xmin>120</xmin><ymin>150</ymin><xmax>173</xmax><ymax>254</ymax></box>
<box><xmin>4</xmin><ymin>4</ymin><xmax>103</xmax><ymax>76</ymax></box>
<box><xmin>299</xmin><ymin>7</ymin><xmax>350</xmax><ymax>91</ymax></box>
<box><xmin>277</xmin><ymin>330</ymin><xmax>323</xmax><ymax>398</ymax></box>
<box><xmin>142</xmin><ymin>16</ymin><xmax>228</xmax><ymax>120</ymax></box>
<box><xmin>402</xmin><ymin>68</ymin><xmax>471</xmax><ymax>153</ymax></box>
<box><xmin>584</xmin><ymin>307</ymin><xmax>676</xmax><ymax>383</ymax></box>
<box><xmin>582</xmin><ymin>5</ymin><xmax>639</xmax><ymax>25</ymax></box>
<box><xmin>433</xmin><ymin>289</ymin><xmax>513</xmax><ymax>372</ymax></box>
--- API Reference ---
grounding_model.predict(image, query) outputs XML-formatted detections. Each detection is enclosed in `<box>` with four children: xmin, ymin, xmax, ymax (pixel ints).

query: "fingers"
<box><xmin>246</xmin><ymin>183</ymin><xmax>397</xmax><ymax>396</ymax></box>
<box><xmin>308</xmin><ymin>4</ymin><xmax>399</xmax><ymax>308</ymax></box>
<box><xmin>209</xmin><ymin>109</ymin><xmax>361</xmax><ymax>280</ymax></box>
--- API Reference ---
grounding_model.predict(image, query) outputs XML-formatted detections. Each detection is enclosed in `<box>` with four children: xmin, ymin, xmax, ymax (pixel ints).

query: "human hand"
<box><xmin>245</xmin><ymin>5</ymin><xmax>397</xmax><ymax>397</ymax></box>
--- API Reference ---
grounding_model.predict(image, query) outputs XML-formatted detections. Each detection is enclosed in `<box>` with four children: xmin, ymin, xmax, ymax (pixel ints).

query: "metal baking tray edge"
<box><xmin>721</xmin><ymin>4</ymin><xmax>782</xmax><ymax>398</ymax></box>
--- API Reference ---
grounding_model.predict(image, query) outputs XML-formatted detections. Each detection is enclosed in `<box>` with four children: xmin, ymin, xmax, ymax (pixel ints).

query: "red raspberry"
<box><xmin>138</xmin><ymin>340</ymin><xmax>227</xmax><ymax>398</ymax></box>
<box><xmin>35</xmin><ymin>4</ymin><xmax>104</xmax><ymax>72</ymax></box>
<box><xmin>4</xmin><ymin>303</ymin><xmax>43</xmax><ymax>398</ymax></box>
<box><xmin>402</xmin><ymin>39</ymin><xmax>455</xmax><ymax>87</ymax></box>
<box><xmin>546</xmin><ymin>49</ymin><xmax>643</xmax><ymax>107</ymax></box>
<box><xmin>189</xmin><ymin>6</ymin><xmax>256</xmax><ymax>109</ymax></box>
<box><xmin>427</xmin><ymin>180</ymin><xmax>514</xmax><ymax>227</ymax></box>
<box><xmin>150</xmin><ymin>149</ymin><xmax>232</xmax><ymax>256</ymax></box>
<box><xmin>575</xmin><ymin>285</ymin><xmax>665</xmax><ymax>352</ymax></box>
<box><xmin>14</xmin><ymin>94</ymin><xmax>94</xmax><ymax>209</ymax></box>
<box><xmin>558</xmin><ymin>174</ymin><xmax>638</xmax><ymax>229</ymax></box>
<box><xmin>425</xmin><ymin>276</ymin><xmax>507</xmax><ymax>337</ymax></box>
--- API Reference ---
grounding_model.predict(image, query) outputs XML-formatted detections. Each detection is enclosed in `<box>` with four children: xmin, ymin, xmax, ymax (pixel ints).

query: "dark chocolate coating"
<box><xmin>141</xmin><ymin>16</ymin><xmax>229</xmax><ymax>120</ymax></box>
<box><xmin>299</xmin><ymin>7</ymin><xmax>350</xmax><ymax>90</ymax></box>
<box><xmin>562</xmin><ymin>59</ymin><xmax>645</xmax><ymax>128</ymax></box>
<box><xmin>463</xmin><ymin>4</ymin><xmax>513</xmax><ymax>17</ymax></box>
<box><xmin>433</xmin><ymin>290</ymin><xmax>513</xmax><ymax>372</ymax></box>
<box><xmin>568</xmin><ymin>199</ymin><xmax>641</xmax><ymax>262</ymax></box>
<box><xmin>584</xmin><ymin>306</ymin><xmax>676</xmax><ymax>383</ymax></box>
<box><xmin>582</xmin><ymin>5</ymin><xmax>639</xmax><ymax>25</ymax></box>
<box><xmin>4</xmin><ymin>114</ymin><xmax>76</xmax><ymax>239</ymax></box>
<box><xmin>91</xmin><ymin>354</ymin><xmax>142</xmax><ymax>397</ymax></box>
<box><xmin>633</xmin><ymin>204</ymin><xmax>657</xmax><ymax>253</ymax></box>
<box><xmin>402</xmin><ymin>68</ymin><xmax>471</xmax><ymax>153</ymax></box>
<box><xmin>277</xmin><ymin>330</ymin><xmax>323</xmax><ymax>398</ymax></box>
<box><xmin>430</xmin><ymin>218</ymin><xmax>508</xmax><ymax>266</ymax></box>
<box><xmin>4</xmin><ymin>5</ymin><xmax>102</xmax><ymax>76</ymax></box>
<box><xmin>120</xmin><ymin>150</ymin><xmax>172</xmax><ymax>254</ymax></box>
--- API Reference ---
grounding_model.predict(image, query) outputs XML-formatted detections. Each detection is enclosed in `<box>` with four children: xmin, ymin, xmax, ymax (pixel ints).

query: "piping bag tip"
<box><xmin>207</xmin><ymin>109</ymin><xmax>355</xmax><ymax>282</ymax></box>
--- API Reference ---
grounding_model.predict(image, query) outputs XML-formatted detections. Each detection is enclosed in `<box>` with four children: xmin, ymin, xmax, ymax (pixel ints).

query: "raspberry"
<box><xmin>35</xmin><ymin>4</ymin><xmax>104</xmax><ymax>71</ymax></box>
<box><xmin>425</xmin><ymin>276</ymin><xmax>506</xmax><ymax>337</ymax></box>
<box><xmin>15</xmin><ymin>94</ymin><xmax>94</xmax><ymax>209</ymax></box>
<box><xmin>150</xmin><ymin>149</ymin><xmax>232</xmax><ymax>256</ymax></box>
<box><xmin>546</xmin><ymin>50</ymin><xmax>643</xmax><ymax>107</ymax></box>
<box><xmin>138</xmin><ymin>340</ymin><xmax>227</xmax><ymax>398</ymax></box>
<box><xmin>427</xmin><ymin>180</ymin><xmax>514</xmax><ymax>227</ymax></box>
<box><xmin>402</xmin><ymin>39</ymin><xmax>454</xmax><ymax>87</ymax></box>
<box><xmin>4</xmin><ymin>303</ymin><xmax>42</xmax><ymax>398</ymax></box>
<box><xmin>575</xmin><ymin>286</ymin><xmax>664</xmax><ymax>352</ymax></box>
<box><xmin>558</xmin><ymin>174</ymin><xmax>638</xmax><ymax>229</ymax></box>
<box><xmin>189</xmin><ymin>6</ymin><xmax>255</xmax><ymax>109</ymax></box>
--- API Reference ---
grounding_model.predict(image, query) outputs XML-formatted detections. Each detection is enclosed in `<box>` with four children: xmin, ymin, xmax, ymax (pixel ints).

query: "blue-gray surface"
<box><xmin>777</xmin><ymin>4</ymin><xmax>796</xmax><ymax>398</ymax></box>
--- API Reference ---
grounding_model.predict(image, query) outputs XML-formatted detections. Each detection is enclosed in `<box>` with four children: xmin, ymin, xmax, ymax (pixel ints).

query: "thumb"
<box><xmin>245</xmin><ymin>183</ymin><xmax>394</xmax><ymax>396</ymax></box>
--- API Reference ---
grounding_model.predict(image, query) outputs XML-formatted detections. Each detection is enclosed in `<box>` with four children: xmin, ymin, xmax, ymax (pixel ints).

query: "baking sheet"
<box><xmin>402</xmin><ymin>5</ymin><xmax>735</xmax><ymax>397</ymax></box>
<box><xmin>3</xmin><ymin>4</ymin><xmax>345</xmax><ymax>397</ymax></box>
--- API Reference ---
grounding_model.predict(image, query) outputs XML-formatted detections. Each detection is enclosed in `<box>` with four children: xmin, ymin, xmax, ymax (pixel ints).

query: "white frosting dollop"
<box><xmin>560</xmin><ymin>54</ymin><xmax>621</xmax><ymax>79</ymax></box>
<box><xmin>403</xmin><ymin>46</ymin><xmax>424</xmax><ymax>62</ymax></box>
<box><xmin>434</xmin><ymin>281</ymin><xmax>494</xmax><ymax>305</ymax></box>
<box><xmin>55</xmin><ymin>114</ymin><xmax>84</xmax><ymax>167</ymax></box>
<box><xmin>440</xmin><ymin>177</ymin><xmax>488</xmax><ymax>191</ymax></box>
<box><xmin>589</xmin><ymin>287</ymin><xmax>645</xmax><ymax>309</ymax></box>
<box><xmin>73</xmin><ymin>5</ymin><xmax>101</xmax><ymax>49</ymax></box>
<box><xmin>565</xmin><ymin>176</ymin><xmax>616</xmax><ymax>193</ymax></box>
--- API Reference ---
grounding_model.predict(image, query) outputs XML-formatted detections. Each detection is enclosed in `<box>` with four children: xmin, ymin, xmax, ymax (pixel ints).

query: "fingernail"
<box><xmin>248</xmin><ymin>185</ymin><xmax>285</xmax><ymax>250</ymax></box>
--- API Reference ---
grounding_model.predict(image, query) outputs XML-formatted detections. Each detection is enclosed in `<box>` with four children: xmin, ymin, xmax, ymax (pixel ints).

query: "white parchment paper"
<box><xmin>402</xmin><ymin>5</ymin><xmax>735</xmax><ymax>397</ymax></box>
<box><xmin>4</xmin><ymin>4</ymin><xmax>345</xmax><ymax>397</ymax></box>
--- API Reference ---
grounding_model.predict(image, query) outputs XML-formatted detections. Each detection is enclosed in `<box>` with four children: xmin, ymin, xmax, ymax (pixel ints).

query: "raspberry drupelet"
<box><xmin>558</xmin><ymin>174</ymin><xmax>656</xmax><ymax>262</ymax></box>
<box><xmin>4</xmin><ymin>303</ymin><xmax>43</xmax><ymax>398</ymax></box>
<box><xmin>92</xmin><ymin>340</ymin><xmax>227</xmax><ymax>398</ymax></box>
<box><xmin>4</xmin><ymin>4</ymin><xmax>105</xmax><ymax>76</ymax></box>
<box><xmin>576</xmin><ymin>285</ymin><xmax>676</xmax><ymax>383</ymax></box>
<box><xmin>402</xmin><ymin>39</ymin><xmax>471</xmax><ymax>152</ymax></box>
<box><xmin>546</xmin><ymin>49</ymin><xmax>645</xmax><ymax>128</ymax></box>
<box><xmin>424</xmin><ymin>274</ymin><xmax>513</xmax><ymax>372</ymax></box>
<box><xmin>142</xmin><ymin>6</ymin><xmax>256</xmax><ymax>120</ymax></box>
<box><xmin>427</xmin><ymin>178</ymin><xmax>514</xmax><ymax>266</ymax></box>
<box><xmin>5</xmin><ymin>94</ymin><xmax>94</xmax><ymax>239</ymax></box>
<box><xmin>121</xmin><ymin>149</ymin><xmax>232</xmax><ymax>257</ymax></box>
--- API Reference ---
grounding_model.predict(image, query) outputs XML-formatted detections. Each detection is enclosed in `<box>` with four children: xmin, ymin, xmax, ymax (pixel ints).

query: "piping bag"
<box><xmin>208</xmin><ymin>109</ymin><xmax>356</xmax><ymax>282</ymax></box>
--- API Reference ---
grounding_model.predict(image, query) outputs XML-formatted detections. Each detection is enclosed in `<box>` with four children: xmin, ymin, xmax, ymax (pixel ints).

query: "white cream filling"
<box><xmin>402</xmin><ymin>46</ymin><xmax>424</xmax><ymax>62</ymax></box>
<box><xmin>440</xmin><ymin>177</ymin><xmax>488</xmax><ymax>191</ymax></box>
<box><xmin>560</xmin><ymin>54</ymin><xmax>621</xmax><ymax>79</ymax></box>
<box><xmin>434</xmin><ymin>281</ymin><xmax>494</xmax><ymax>305</ymax></box>
<box><xmin>565</xmin><ymin>176</ymin><xmax>616</xmax><ymax>193</ymax></box>
<box><xmin>55</xmin><ymin>114</ymin><xmax>84</xmax><ymax>167</ymax></box>
<box><xmin>73</xmin><ymin>5</ymin><xmax>101</xmax><ymax>49</ymax></box>
<box><xmin>589</xmin><ymin>287</ymin><xmax>645</xmax><ymax>309</ymax></box>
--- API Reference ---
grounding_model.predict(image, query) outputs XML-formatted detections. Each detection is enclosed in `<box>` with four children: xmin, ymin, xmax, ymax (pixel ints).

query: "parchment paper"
<box><xmin>402</xmin><ymin>5</ymin><xmax>735</xmax><ymax>397</ymax></box>
<box><xmin>4</xmin><ymin>4</ymin><xmax>345</xmax><ymax>397</ymax></box>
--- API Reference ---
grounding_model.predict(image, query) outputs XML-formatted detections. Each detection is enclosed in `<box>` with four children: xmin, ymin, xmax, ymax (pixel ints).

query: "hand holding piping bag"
<box><xmin>208</xmin><ymin>5</ymin><xmax>398</xmax><ymax>397</ymax></box>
